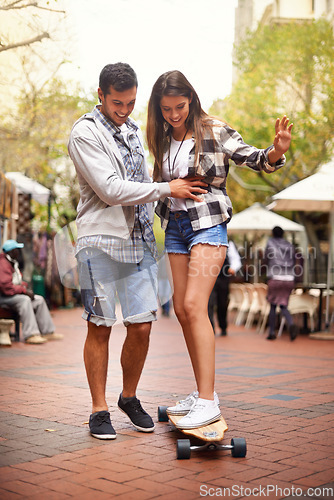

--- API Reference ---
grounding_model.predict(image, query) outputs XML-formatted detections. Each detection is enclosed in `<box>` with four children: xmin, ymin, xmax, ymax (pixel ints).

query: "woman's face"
<box><xmin>160</xmin><ymin>94</ymin><xmax>192</xmax><ymax>131</ymax></box>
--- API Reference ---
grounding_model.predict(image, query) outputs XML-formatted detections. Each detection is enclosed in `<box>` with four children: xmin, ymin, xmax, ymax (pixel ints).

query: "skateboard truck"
<box><xmin>176</xmin><ymin>437</ymin><xmax>247</xmax><ymax>460</ymax></box>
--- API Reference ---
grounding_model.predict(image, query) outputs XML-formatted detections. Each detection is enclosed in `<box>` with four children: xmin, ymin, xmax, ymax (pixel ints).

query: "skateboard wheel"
<box><xmin>158</xmin><ymin>406</ymin><xmax>169</xmax><ymax>422</ymax></box>
<box><xmin>231</xmin><ymin>438</ymin><xmax>247</xmax><ymax>458</ymax></box>
<box><xmin>177</xmin><ymin>439</ymin><xmax>191</xmax><ymax>459</ymax></box>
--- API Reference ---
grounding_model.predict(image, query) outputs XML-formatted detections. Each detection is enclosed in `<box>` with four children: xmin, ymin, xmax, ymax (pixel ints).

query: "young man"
<box><xmin>68</xmin><ymin>63</ymin><xmax>207</xmax><ymax>439</ymax></box>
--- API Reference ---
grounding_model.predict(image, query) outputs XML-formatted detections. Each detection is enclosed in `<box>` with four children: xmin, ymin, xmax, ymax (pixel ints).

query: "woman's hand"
<box><xmin>169</xmin><ymin>177</ymin><xmax>208</xmax><ymax>202</ymax></box>
<box><xmin>269</xmin><ymin>115</ymin><xmax>293</xmax><ymax>164</ymax></box>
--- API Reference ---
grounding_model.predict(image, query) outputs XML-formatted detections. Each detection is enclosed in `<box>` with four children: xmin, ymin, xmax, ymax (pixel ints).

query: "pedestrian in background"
<box><xmin>208</xmin><ymin>240</ymin><xmax>242</xmax><ymax>336</ymax></box>
<box><xmin>265</xmin><ymin>226</ymin><xmax>298</xmax><ymax>341</ymax></box>
<box><xmin>0</xmin><ymin>240</ymin><xmax>62</xmax><ymax>344</ymax></box>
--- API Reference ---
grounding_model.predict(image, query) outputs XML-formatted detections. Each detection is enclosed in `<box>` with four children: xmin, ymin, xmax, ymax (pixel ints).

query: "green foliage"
<box><xmin>210</xmin><ymin>18</ymin><xmax>334</xmax><ymax>213</ymax></box>
<box><xmin>153</xmin><ymin>214</ymin><xmax>166</xmax><ymax>256</ymax></box>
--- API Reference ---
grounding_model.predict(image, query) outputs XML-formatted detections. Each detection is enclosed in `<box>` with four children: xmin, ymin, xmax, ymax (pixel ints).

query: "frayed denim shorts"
<box><xmin>165</xmin><ymin>211</ymin><xmax>228</xmax><ymax>254</ymax></box>
<box><xmin>76</xmin><ymin>245</ymin><xmax>158</xmax><ymax>327</ymax></box>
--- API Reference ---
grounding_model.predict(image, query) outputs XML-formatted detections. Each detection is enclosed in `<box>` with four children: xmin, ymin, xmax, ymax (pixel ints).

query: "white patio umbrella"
<box><xmin>271</xmin><ymin>161</ymin><xmax>334</xmax><ymax>335</ymax></box>
<box><xmin>228</xmin><ymin>202</ymin><xmax>305</xmax><ymax>234</ymax></box>
<box><xmin>227</xmin><ymin>203</ymin><xmax>306</xmax><ymax>282</ymax></box>
<box><xmin>271</xmin><ymin>162</ymin><xmax>334</xmax><ymax>213</ymax></box>
<box><xmin>5</xmin><ymin>172</ymin><xmax>50</xmax><ymax>204</ymax></box>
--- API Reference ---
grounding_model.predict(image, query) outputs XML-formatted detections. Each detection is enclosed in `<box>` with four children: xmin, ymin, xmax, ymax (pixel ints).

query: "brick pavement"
<box><xmin>0</xmin><ymin>307</ymin><xmax>333</xmax><ymax>499</ymax></box>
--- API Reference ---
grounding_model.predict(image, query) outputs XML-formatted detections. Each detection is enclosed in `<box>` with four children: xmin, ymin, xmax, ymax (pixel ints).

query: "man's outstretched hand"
<box><xmin>169</xmin><ymin>177</ymin><xmax>208</xmax><ymax>202</ymax></box>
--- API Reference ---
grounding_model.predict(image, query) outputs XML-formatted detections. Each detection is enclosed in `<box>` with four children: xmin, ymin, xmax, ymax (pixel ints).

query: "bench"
<box><xmin>0</xmin><ymin>307</ymin><xmax>20</xmax><ymax>341</ymax></box>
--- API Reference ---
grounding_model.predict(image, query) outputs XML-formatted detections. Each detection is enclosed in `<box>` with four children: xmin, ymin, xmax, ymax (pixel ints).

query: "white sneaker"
<box><xmin>175</xmin><ymin>398</ymin><xmax>221</xmax><ymax>429</ymax></box>
<box><xmin>25</xmin><ymin>335</ymin><xmax>48</xmax><ymax>345</ymax></box>
<box><xmin>167</xmin><ymin>392</ymin><xmax>220</xmax><ymax>417</ymax></box>
<box><xmin>43</xmin><ymin>332</ymin><xmax>64</xmax><ymax>341</ymax></box>
<box><xmin>167</xmin><ymin>391</ymin><xmax>199</xmax><ymax>416</ymax></box>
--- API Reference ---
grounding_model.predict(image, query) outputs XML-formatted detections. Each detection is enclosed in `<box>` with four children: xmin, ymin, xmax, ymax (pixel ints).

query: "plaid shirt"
<box><xmin>76</xmin><ymin>106</ymin><xmax>157</xmax><ymax>263</ymax></box>
<box><xmin>156</xmin><ymin>120</ymin><xmax>285</xmax><ymax>231</ymax></box>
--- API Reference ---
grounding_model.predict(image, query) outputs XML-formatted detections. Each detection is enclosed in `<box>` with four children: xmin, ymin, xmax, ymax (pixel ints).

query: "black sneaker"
<box><xmin>89</xmin><ymin>411</ymin><xmax>116</xmax><ymax>440</ymax></box>
<box><xmin>289</xmin><ymin>324</ymin><xmax>298</xmax><ymax>341</ymax></box>
<box><xmin>118</xmin><ymin>394</ymin><xmax>155</xmax><ymax>432</ymax></box>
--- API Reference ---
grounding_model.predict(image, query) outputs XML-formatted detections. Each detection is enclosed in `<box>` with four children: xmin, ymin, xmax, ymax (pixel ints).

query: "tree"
<box><xmin>0</xmin><ymin>0</ymin><xmax>65</xmax><ymax>53</ymax></box>
<box><xmin>210</xmin><ymin>18</ymin><xmax>334</xmax><ymax>213</ymax></box>
<box><xmin>210</xmin><ymin>18</ymin><xmax>334</xmax><ymax>281</ymax></box>
<box><xmin>0</xmin><ymin>0</ymin><xmax>69</xmax><ymax>113</ymax></box>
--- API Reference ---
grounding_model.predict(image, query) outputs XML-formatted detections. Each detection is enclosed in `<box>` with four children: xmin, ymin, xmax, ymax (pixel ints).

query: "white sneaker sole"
<box><xmin>91</xmin><ymin>432</ymin><xmax>117</xmax><ymax>440</ymax></box>
<box><xmin>166</xmin><ymin>408</ymin><xmax>190</xmax><ymax>416</ymax></box>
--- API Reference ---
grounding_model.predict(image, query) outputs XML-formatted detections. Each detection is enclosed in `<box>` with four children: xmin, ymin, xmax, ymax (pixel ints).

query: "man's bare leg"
<box><xmin>118</xmin><ymin>322</ymin><xmax>155</xmax><ymax>432</ymax></box>
<box><xmin>84</xmin><ymin>322</ymin><xmax>111</xmax><ymax>413</ymax></box>
<box><xmin>121</xmin><ymin>322</ymin><xmax>151</xmax><ymax>398</ymax></box>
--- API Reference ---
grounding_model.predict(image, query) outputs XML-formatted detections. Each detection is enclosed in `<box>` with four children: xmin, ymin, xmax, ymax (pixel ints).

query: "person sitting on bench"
<box><xmin>0</xmin><ymin>240</ymin><xmax>63</xmax><ymax>344</ymax></box>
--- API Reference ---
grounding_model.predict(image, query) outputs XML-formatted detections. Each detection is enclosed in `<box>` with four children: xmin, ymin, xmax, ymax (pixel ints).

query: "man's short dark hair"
<box><xmin>272</xmin><ymin>226</ymin><xmax>284</xmax><ymax>238</ymax></box>
<box><xmin>99</xmin><ymin>63</ymin><xmax>138</xmax><ymax>95</ymax></box>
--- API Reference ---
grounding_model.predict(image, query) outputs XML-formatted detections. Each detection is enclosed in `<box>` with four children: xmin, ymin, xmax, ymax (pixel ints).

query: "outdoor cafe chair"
<box><xmin>277</xmin><ymin>292</ymin><xmax>318</xmax><ymax>337</ymax></box>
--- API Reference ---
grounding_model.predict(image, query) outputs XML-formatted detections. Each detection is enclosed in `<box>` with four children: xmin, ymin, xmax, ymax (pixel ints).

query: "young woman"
<box><xmin>147</xmin><ymin>70</ymin><xmax>293</xmax><ymax>429</ymax></box>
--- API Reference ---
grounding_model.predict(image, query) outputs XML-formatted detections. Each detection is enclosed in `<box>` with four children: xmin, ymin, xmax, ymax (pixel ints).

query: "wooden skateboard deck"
<box><xmin>168</xmin><ymin>413</ymin><xmax>228</xmax><ymax>442</ymax></box>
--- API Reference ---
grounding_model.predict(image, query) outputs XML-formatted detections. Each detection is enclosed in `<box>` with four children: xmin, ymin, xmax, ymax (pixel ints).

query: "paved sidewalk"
<box><xmin>0</xmin><ymin>307</ymin><xmax>333</xmax><ymax>499</ymax></box>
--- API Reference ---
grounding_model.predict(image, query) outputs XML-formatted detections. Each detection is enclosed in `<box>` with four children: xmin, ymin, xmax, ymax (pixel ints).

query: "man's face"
<box><xmin>7</xmin><ymin>248</ymin><xmax>20</xmax><ymax>260</ymax></box>
<box><xmin>98</xmin><ymin>85</ymin><xmax>137</xmax><ymax>126</ymax></box>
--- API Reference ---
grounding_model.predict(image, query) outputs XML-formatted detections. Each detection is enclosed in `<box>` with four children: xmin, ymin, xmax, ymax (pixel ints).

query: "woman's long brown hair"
<box><xmin>146</xmin><ymin>70</ymin><xmax>213</xmax><ymax>181</ymax></box>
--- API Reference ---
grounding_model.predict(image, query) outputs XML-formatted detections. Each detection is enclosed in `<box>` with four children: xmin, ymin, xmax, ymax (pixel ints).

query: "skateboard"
<box><xmin>158</xmin><ymin>406</ymin><xmax>247</xmax><ymax>460</ymax></box>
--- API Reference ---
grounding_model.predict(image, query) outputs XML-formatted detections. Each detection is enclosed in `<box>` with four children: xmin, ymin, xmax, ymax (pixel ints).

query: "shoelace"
<box><xmin>95</xmin><ymin>413</ymin><xmax>110</xmax><ymax>426</ymax></box>
<box><xmin>178</xmin><ymin>391</ymin><xmax>198</xmax><ymax>406</ymax></box>
<box><xmin>179</xmin><ymin>396</ymin><xmax>195</xmax><ymax>407</ymax></box>
<box><xmin>187</xmin><ymin>402</ymin><xmax>206</xmax><ymax>416</ymax></box>
<box><xmin>130</xmin><ymin>400</ymin><xmax>146</xmax><ymax>414</ymax></box>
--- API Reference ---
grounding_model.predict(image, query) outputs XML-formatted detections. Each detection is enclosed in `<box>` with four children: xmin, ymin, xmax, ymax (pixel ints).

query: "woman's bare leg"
<box><xmin>167</xmin><ymin>253</ymin><xmax>201</xmax><ymax>386</ymax></box>
<box><xmin>184</xmin><ymin>244</ymin><xmax>226</xmax><ymax>399</ymax></box>
<box><xmin>168</xmin><ymin>245</ymin><xmax>226</xmax><ymax>399</ymax></box>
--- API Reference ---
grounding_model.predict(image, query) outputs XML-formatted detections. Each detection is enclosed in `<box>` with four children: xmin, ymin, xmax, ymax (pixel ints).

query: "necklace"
<box><xmin>168</xmin><ymin>129</ymin><xmax>188</xmax><ymax>179</ymax></box>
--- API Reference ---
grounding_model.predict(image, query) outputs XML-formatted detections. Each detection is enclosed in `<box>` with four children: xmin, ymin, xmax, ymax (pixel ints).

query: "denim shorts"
<box><xmin>76</xmin><ymin>245</ymin><xmax>158</xmax><ymax>327</ymax></box>
<box><xmin>165</xmin><ymin>211</ymin><xmax>228</xmax><ymax>254</ymax></box>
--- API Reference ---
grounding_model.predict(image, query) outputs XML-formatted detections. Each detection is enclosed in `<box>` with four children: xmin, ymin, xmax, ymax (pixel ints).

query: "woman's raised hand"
<box><xmin>268</xmin><ymin>115</ymin><xmax>293</xmax><ymax>164</ymax></box>
<box><xmin>273</xmin><ymin>115</ymin><xmax>293</xmax><ymax>156</ymax></box>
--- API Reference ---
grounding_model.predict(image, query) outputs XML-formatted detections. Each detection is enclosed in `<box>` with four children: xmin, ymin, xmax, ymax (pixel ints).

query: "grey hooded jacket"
<box><xmin>68</xmin><ymin>113</ymin><xmax>171</xmax><ymax>240</ymax></box>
